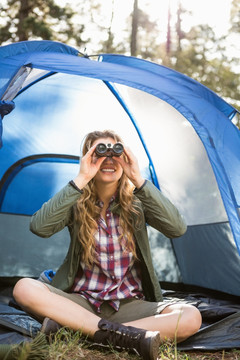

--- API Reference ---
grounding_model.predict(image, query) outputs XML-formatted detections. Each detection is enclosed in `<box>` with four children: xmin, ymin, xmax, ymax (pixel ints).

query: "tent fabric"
<box><xmin>173</xmin><ymin>222</ymin><xmax>240</xmax><ymax>295</ymax></box>
<box><xmin>0</xmin><ymin>100</ymin><xmax>15</xmax><ymax>148</ymax></box>
<box><xmin>0</xmin><ymin>303</ymin><xmax>40</xmax><ymax>339</ymax></box>
<box><xmin>0</xmin><ymin>41</ymin><xmax>239</xmax><ymax>260</ymax></box>
<box><xmin>0</xmin><ymin>42</ymin><xmax>239</xmax><ymax>223</ymax></box>
<box><xmin>0</xmin><ymin>154</ymin><xmax>79</xmax><ymax>215</ymax></box>
<box><xmin>100</xmin><ymin>54</ymin><xmax>237</xmax><ymax>120</ymax></box>
<box><xmin>0</xmin><ymin>40</ymin><xmax>79</xmax><ymax>99</ymax></box>
<box><xmin>0</xmin><ymin>40</ymin><xmax>239</xmax><ymax>290</ymax></box>
<box><xmin>167</xmin><ymin>289</ymin><xmax>240</xmax><ymax>351</ymax></box>
<box><xmin>0</xmin><ymin>40</ymin><xmax>240</xmax><ymax>351</ymax></box>
<box><xmin>0</xmin><ymin>40</ymin><xmax>239</xmax><ymax>281</ymax></box>
<box><xmin>179</xmin><ymin>313</ymin><xmax>240</xmax><ymax>351</ymax></box>
<box><xmin>0</xmin><ymin>101</ymin><xmax>15</xmax><ymax>118</ymax></box>
<box><xmin>0</xmin><ymin>213</ymin><xmax>68</xmax><ymax>277</ymax></box>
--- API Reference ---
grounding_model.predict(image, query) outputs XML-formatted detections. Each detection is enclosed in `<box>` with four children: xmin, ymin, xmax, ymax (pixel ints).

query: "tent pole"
<box><xmin>103</xmin><ymin>81</ymin><xmax>160</xmax><ymax>189</ymax></box>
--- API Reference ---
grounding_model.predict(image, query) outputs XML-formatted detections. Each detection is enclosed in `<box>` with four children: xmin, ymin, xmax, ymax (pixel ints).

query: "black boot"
<box><xmin>93</xmin><ymin>318</ymin><xmax>160</xmax><ymax>360</ymax></box>
<box><xmin>41</xmin><ymin>317</ymin><xmax>62</xmax><ymax>336</ymax></box>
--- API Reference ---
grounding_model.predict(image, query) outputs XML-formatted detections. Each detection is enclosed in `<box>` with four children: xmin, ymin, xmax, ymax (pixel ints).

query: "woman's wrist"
<box><xmin>69</xmin><ymin>180</ymin><xmax>83</xmax><ymax>193</ymax></box>
<box><xmin>132</xmin><ymin>177</ymin><xmax>145</xmax><ymax>189</ymax></box>
<box><xmin>72</xmin><ymin>174</ymin><xmax>89</xmax><ymax>191</ymax></box>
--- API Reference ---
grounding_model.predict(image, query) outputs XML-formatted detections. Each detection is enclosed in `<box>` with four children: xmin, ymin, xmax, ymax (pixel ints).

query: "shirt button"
<box><xmin>110</xmin><ymin>255</ymin><xmax>114</xmax><ymax>260</ymax></box>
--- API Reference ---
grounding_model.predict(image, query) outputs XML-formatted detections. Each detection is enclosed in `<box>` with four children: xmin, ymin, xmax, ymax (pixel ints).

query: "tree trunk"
<box><xmin>105</xmin><ymin>0</ymin><xmax>115</xmax><ymax>52</ymax></box>
<box><xmin>176</xmin><ymin>0</ymin><xmax>182</xmax><ymax>52</ymax></box>
<box><xmin>130</xmin><ymin>0</ymin><xmax>138</xmax><ymax>56</ymax></box>
<box><xmin>17</xmin><ymin>0</ymin><xmax>30</xmax><ymax>41</ymax></box>
<box><xmin>166</xmin><ymin>4</ymin><xmax>171</xmax><ymax>55</ymax></box>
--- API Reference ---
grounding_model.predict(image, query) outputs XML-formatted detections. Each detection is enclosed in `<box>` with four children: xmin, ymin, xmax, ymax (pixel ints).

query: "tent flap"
<box><xmin>0</xmin><ymin>100</ymin><xmax>15</xmax><ymax>148</ymax></box>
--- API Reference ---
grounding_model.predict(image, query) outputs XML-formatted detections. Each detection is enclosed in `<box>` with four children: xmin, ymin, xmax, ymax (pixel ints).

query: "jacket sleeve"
<box><xmin>134</xmin><ymin>180</ymin><xmax>187</xmax><ymax>238</ymax></box>
<box><xmin>30</xmin><ymin>183</ymin><xmax>82</xmax><ymax>238</ymax></box>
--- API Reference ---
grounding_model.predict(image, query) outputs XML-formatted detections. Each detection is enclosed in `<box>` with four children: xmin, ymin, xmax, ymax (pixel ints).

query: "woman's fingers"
<box><xmin>113</xmin><ymin>146</ymin><xmax>144</xmax><ymax>187</ymax></box>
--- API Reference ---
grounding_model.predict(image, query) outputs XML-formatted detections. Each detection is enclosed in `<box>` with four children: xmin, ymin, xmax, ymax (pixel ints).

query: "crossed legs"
<box><xmin>13</xmin><ymin>278</ymin><xmax>202</xmax><ymax>342</ymax></box>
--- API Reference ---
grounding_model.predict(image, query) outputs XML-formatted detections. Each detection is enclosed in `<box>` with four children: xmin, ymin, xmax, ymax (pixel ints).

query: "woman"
<box><xmin>13</xmin><ymin>130</ymin><xmax>201</xmax><ymax>360</ymax></box>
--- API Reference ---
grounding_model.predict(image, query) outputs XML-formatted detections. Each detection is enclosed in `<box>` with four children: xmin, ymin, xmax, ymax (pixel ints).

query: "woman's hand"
<box><xmin>114</xmin><ymin>146</ymin><xmax>145</xmax><ymax>189</ymax></box>
<box><xmin>73</xmin><ymin>145</ymin><xmax>106</xmax><ymax>190</ymax></box>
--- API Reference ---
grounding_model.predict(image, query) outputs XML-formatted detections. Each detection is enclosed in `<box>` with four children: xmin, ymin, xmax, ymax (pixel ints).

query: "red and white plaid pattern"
<box><xmin>71</xmin><ymin>197</ymin><xmax>143</xmax><ymax>313</ymax></box>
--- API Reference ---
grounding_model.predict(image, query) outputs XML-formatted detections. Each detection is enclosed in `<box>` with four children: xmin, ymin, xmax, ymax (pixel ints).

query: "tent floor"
<box><xmin>1</xmin><ymin>278</ymin><xmax>240</xmax><ymax>350</ymax></box>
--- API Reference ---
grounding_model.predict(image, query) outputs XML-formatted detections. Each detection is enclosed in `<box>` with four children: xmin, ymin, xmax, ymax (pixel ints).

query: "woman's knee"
<box><xmin>179</xmin><ymin>304</ymin><xmax>202</xmax><ymax>337</ymax></box>
<box><xmin>13</xmin><ymin>278</ymin><xmax>48</xmax><ymax>307</ymax></box>
<box><xmin>164</xmin><ymin>303</ymin><xmax>202</xmax><ymax>338</ymax></box>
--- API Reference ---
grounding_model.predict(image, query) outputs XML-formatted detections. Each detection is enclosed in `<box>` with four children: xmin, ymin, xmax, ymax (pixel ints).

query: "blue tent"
<box><xmin>0</xmin><ymin>40</ymin><xmax>240</xmax><ymax>300</ymax></box>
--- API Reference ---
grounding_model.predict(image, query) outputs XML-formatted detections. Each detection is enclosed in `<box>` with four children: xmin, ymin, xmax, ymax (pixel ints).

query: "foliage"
<box><xmin>230</xmin><ymin>0</ymin><xmax>240</xmax><ymax>33</ymax></box>
<box><xmin>167</xmin><ymin>24</ymin><xmax>240</xmax><ymax>113</ymax></box>
<box><xmin>0</xmin><ymin>0</ymin><xmax>87</xmax><ymax>47</ymax></box>
<box><xmin>11</xmin><ymin>333</ymin><xmax>49</xmax><ymax>360</ymax></box>
<box><xmin>12</xmin><ymin>328</ymin><xmax>240</xmax><ymax>360</ymax></box>
<box><xmin>127</xmin><ymin>0</ymin><xmax>240</xmax><ymax>118</ymax></box>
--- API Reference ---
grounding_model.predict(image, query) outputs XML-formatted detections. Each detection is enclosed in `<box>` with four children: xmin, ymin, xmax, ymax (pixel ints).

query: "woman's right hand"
<box><xmin>73</xmin><ymin>145</ymin><xmax>106</xmax><ymax>190</ymax></box>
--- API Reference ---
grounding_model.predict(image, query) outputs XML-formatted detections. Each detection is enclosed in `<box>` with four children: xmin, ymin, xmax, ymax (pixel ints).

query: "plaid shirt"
<box><xmin>71</xmin><ymin>196</ymin><xmax>143</xmax><ymax>313</ymax></box>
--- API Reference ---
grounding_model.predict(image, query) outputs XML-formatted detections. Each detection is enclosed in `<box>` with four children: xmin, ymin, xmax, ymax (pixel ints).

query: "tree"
<box><xmin>161</xmin><ymin>1</ymin><xmax>191</xmax><ymax>67</ymax></box>
<box><xmin>229</xmin><ymin>0</ymin><xmax>240</xmax><ymax>126</ymax></box>
<box><xmin>129</xmin><ymin>1</ymin><xmax>160</xmax><ymax>59</ymax></box>
<box><xmin>130</xmin><ymin>0</ymin><xmax>138</xmax><ymax>56</ymax></box>
<box><xmin>0</xmin><ymin>0</ymin><xmax>86</xmax><ymax>47</ymax></box>
<box><xmin>100</xmin><ymin>0</ymin><xmax>160</xmax><ymax>57</ymax></box>
<box><xmin>100</xmin><ymin>0</ymin><xmax>115</xmax><ymax>53</ymax></box>
<box><xmin>175</xmin><ymin>0</ymin><xmax>184</xmax><ymax>52</ymax></box>
<box><xmin>167</xmin><ymin>23</ymin><xmax>240</xmax><ymax>120</ymax></box>
<box><xmin>96</xmin><ymin>0</ymin><xmax>127</xmax><ymax>54</ymax></box>
<box><xmin>230</xmin><ymin>0</ymin><xmax>240</xmax><ymax>33</ymax></box>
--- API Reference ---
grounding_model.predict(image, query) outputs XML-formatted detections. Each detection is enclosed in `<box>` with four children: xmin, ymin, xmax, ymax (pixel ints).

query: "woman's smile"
<box><xmin>101</xmin><ymin>168</ymin><xmax>115</xmax><ymax>172</ymax></box>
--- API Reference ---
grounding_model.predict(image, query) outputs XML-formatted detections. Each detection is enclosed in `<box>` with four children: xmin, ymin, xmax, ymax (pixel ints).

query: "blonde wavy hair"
<box><xmin>73</xmin><ymin>130</ymin><xmax>141</xmax><ymax>267</ymax></box>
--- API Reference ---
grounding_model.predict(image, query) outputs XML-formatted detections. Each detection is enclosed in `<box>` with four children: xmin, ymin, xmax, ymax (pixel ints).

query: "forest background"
<box><xmin>0</xmin><ymin>0</ymin><xmax>239</xmax><ymax>127</ymax></box>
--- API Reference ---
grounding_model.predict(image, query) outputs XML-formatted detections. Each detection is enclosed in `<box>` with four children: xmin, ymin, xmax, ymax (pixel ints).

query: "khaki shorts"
<box><xmin>44</xmin><ymin>283</ymin><xmax>176</xmax><ymax>323</ymax></box>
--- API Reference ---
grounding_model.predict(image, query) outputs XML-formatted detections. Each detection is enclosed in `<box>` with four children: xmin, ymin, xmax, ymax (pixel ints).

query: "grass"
<box><xmin>12</xmin><ymin>329</ymin><xmax>240</xmax><ymax>360</ymax></box>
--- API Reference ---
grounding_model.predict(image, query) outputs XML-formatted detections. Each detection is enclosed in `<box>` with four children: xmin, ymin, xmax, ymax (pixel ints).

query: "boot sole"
<box><xmin>149</xmin><ymin>332</ymin><xmax>160</xmax><ymax>360</ymax></box>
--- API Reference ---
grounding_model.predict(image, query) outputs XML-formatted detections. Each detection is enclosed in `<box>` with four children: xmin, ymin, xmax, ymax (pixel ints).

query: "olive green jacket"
<box><xmin>30</xmin><ymin>180</ymin><xmax>186</xmax><ymax>302</ymax></box>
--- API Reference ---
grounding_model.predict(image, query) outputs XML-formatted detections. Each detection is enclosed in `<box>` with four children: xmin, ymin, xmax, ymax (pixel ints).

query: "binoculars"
<box><xmin>95</xmin><ymin>142</ymin><xmax>124</xmax><ymax>157</ymax></box>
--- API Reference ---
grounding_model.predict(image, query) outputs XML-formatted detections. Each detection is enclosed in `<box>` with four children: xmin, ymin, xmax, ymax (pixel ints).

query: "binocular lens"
<box><xmin>95</xmin><ymin>142</ymin><xmax>124</xmax><ymax>157</ymax></box>
<box><xmin>96</xmin><ymin>143</ymin><xmax>107</xmax><ymax>154</ymax></box>
<box><xmin>113</xmin><ymin>143</ymin><xmax>124</xmax><ymax>154</ymax></box>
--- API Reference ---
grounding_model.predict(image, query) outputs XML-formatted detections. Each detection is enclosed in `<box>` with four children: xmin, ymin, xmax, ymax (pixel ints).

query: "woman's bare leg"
<box><xmin>13</xmin><ymin>278</ymin><xmax>100</xmax><ymax>337</ymax></box>
<box><xmin>124</xmin><ymin>303</ymin><xmax>202</xmax><ymax>342</ymax></box>
<box><xmin>13</xmin><ymin>278</ymin><xmax>201</xmax><ymax>342</ymax></box>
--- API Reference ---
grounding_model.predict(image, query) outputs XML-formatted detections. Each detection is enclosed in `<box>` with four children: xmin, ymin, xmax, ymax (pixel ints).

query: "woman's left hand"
<box><xmin>114</xmin><ymin>146</ymin><xmax>145</xmax><ymax>189</ymax></box>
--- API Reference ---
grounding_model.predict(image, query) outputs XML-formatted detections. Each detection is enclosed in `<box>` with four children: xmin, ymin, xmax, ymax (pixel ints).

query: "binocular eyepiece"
<box><xmin>95</xmin><ymin>142</ymin><xmax>124</xmax><ymax>157</ymax></box>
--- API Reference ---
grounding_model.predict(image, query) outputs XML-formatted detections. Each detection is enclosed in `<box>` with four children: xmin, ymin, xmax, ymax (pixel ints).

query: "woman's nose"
<box><xmin>103</xmin><ymin>156</ymin><xmax>114</xmax><ymax>164</ymax></box>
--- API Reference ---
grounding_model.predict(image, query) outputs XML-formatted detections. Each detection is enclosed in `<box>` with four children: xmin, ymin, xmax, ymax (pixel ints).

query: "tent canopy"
<box><xmin>0</xmin><ymin>40</ymin><xmax>240</xmax><ymax>298</ymax></box>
